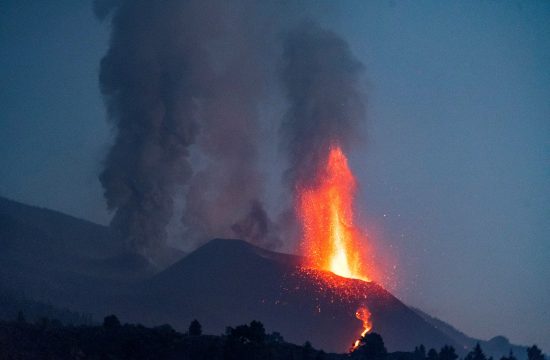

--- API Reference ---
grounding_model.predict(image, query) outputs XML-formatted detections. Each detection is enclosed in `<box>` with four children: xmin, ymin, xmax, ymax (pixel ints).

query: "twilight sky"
<box><xmin>1</xmin><ymin>0</ymin><xmax>549</xmax><ymax>350</ymax></box>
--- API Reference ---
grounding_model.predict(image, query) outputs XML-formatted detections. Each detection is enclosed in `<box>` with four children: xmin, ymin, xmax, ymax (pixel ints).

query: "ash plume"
<box><xmin>181</xmin><ymin>2</ymin><xmax>281</xmax><ymax>250</ymax></box>
<box><xmin>95</xmin><ymin>0</ymin><xmax>281</xmax><ymax>260</ymax></box>
<box><xmin>280</xmin><ymin>22</ymin><xmax>366</xmax><ymax>190</ymax></box>
<box><xmin>95</xmin><ymin>0</ymin><xmax>223</xmax><ymax>260</ymax></box>
<box><xmin>231</xmin><ymin>200</ymin><xmax>280</xmax><ymax>249</ymax></box>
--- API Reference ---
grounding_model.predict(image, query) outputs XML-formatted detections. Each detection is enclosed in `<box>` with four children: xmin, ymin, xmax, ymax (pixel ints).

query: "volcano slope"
<box><xmin>115</xmin><ymin>238</ymin><xmax>457</xmax><ymax>353</ymax></box>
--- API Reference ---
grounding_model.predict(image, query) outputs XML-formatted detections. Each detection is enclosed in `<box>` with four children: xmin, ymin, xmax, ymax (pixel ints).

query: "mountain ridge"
<box><xmin>111</xmin><ymin>238</ymin><xmax>458</xmax><ymax>352</ymax></box>
<box><xmin>412</xmin><ymin>307</ymin><xmax>530</xmax><ymax>360</ymax></box>
<box><xmin>0</xmin><ymin>197</ymin><xmax>537</xmax><ymax>357</ymax></box>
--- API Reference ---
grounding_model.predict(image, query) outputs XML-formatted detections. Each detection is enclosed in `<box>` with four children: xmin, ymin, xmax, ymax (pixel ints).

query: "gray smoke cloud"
<box><xmin>180</xmin><ymin>2</ymin><xmax>281</xmax><ymax>250</ymax></box>
<box><xmin>95</xmin><ymin>0</ymin><xmax>363</xmax><ymax>260</ymax></box>
<box><xmin>95</xmin><ymin>0</ymin><xmax>282</xmax><ymax>260</ymax></box>
<box><xmin>277</xmin><ymin>22</ymin><xmax>367</xmax><ymax>245</ymax></box>
<box><xmin>96</xmin><ymin>0</ymin><xmax>218</xmax><ymax>261</ymax></box>
<box><xmin>280</xmin><ymin>22</ymin><xmax>366</xmax><ymax>191</ymax></box>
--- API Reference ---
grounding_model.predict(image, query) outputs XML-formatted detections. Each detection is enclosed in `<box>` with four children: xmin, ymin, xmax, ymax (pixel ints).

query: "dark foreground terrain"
<box><xmin>0</xmin><ymin>315</ymin><xmax>546</xmax><ymax>360</ymax></box>
<box><xmin>0</xmin><ymin>315</ymin><xmax>350</xmax><ymax>360</ymax></box>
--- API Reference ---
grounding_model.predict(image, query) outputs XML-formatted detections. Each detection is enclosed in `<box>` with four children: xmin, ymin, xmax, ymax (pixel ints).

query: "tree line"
<box><xmin>0</xmin><ymin>313</ymin><xmax>545</xmax><ymax>360</ymax></box>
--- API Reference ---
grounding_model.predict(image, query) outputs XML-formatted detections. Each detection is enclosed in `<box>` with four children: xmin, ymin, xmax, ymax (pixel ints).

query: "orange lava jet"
<box><xmin>297</xmin><ymin>145</ymin><xmax>370</xmax><ymax>282</ymax></box>
<box><xmin>352</xmin><ymin>306</ymin><xmax>372</xmax><ymax>350</ymax></box>
<box><xmin>297</xmin><ymin>145</ymin><xmax>376</xmax><ymax>350</ymax></box>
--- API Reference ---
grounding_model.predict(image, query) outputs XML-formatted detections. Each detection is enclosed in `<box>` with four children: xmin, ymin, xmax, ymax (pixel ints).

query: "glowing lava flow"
<box><xmin>352</xmin><ymin>306</ymin><xmax>372</xmax><ymax>350</ymax></box>
<box><xmin>297</xmin><ymin>145</ymin><xmax>376</xmax><ymax>351</ymax></box>
<box><xmin>297</xmin><ymin>145</ymin><xmax>370</xmax><ymax>282</ymax></box>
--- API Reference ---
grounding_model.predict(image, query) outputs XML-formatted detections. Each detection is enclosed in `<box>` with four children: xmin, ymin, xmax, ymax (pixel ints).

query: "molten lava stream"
<box><xmin>352</xmin><ymin>306</ymin><xmax>372</xmax><ymax>351</ymax></box>
<box><xmin>297</xmin><ymin>145</ymin><xmax>370</xmax><ymax>282</ymax></box>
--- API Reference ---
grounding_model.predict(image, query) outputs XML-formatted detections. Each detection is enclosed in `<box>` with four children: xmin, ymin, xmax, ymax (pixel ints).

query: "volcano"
<box><xmin>114</xmin><ymin>238</ymin><xmax>456</xmax><ymax>353</ymax></box>
<box><xmin>0</xmin><ymin>198</ymin><xmax>534</xmax><ymax>357</ymax></box>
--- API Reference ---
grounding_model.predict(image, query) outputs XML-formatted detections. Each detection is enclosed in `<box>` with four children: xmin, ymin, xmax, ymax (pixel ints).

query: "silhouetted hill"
<box><xmin>0</xmin><ymin>196</ymin><xmax>184</xmax><ymax>272</ymax></box>
<box><xmin>0</xmin><ymin>196</ymin><xmax>158</xmax><ymax>315</ymax></box>
<box><xmin>412</xmin><ymin>307</ymin><xmax>529</xmax><ymax>360</ymax></box>
<box><xmin>0</xmin><ymin>196</ymin><xmax>117</xmax><ymax>258</ymax></box>
<box><xmin>111</xmin><ymin>239</ymin><xmax>458</xmax><ymax>353</ymax></box>
<box><xmin>0</xmin><ymin>287</ymin><xmax>93</xmax><ymax>326</ymax></box>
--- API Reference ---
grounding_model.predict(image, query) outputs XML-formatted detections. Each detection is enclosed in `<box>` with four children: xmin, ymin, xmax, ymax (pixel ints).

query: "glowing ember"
<box><xmin>352</xmin><ymin>306</ymin><xmax>372</xmax><ymax>350</ymax></box>
<box><xmin>297</xmin><ymin>145</ymin><xmax>370</xmax><ymax>281</ymax></box>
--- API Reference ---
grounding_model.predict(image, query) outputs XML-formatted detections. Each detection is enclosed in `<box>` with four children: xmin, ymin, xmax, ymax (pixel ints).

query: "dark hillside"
<box><xmin>113</xmin><ymin>239</ymin><xmax>457</xmax><ymax>353</ymax></box>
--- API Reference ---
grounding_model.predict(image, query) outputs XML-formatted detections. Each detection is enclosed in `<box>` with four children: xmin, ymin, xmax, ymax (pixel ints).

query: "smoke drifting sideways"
<box><xmin>95</xmin><ymin>0</ymin><xmax>366</xmax><ymax>263</ymax></box>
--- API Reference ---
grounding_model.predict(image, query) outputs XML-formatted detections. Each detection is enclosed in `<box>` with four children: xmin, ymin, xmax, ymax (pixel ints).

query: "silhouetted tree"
<box><xmin>303</xmin><ymin>340</ymin><xmax>314</xmax><ymax>360</ymax></box>
<box><xmin>268</xmin><ymin>331</ymin><xmax>284</xmax><ymax>344</ymax></box>
<box><xmin>248</xmin><ymin>320</ymin><xmax>266</xmax><ymax>344</ymax></box>
<box><xmin>16</xmin><ymin>310</ymin><xmax>26</xmax><ymax>323</ymax></box>
<box><xmin>188</xmin><ymin>319</ymin><xmax>202</xmax><ymax>336</ymax></box>
<box><xmin>225</xmin><ymin>320</ymin><xmax>266</xmax><ymax>344</ymax></box>
<box><xmin>103</xmin><ymin>314</ymin><xmax>121</xmax><ymax>329</ymax></box>
<box><xmin>439</xmin><ymin>345</ymin><xmax>458</xmax><ymax>360</ymax></box>
<box><xmin>466</xmin><ymin>343</ymin><xmax>487</xmax><ymax>360</ymax></box>
<box><xmin>224</xmin><ymin>320</ymin><xmax>268</xmax><ymax>360</ymax></box>
<box><xmin>527</xmin><ymin>345</ymin><xmax>545</xmax><ymax>360</ymax></box>
<box><xmin>427</xmin><ymin>348</ymin><xmax>439</xmax><ymax>360</ymax></box>
<box><xmin>352</xmin><ymin>332</ymin><xmax>387</xmax><ymax>360</ymax></box>
<box><xmin>501</xmin><ymin>350</ymin><xmax>517</xmax><ymax>360</ymax></box>
<box><xmin>414</xmin><ymin>345</ymin><xmax>427</xmax><ymax>360</ymax></box>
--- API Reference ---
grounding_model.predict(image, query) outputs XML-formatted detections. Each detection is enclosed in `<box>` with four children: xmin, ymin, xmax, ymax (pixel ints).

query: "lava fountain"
<box><xmin>296</xmin><ymin>144</ymin><xmax>375</xmax><ymax>351</ymax></box>
<box><xmin>297</xmin><ymin>145</ymin><xmax>370</xmax><ymax>282</ymax></box>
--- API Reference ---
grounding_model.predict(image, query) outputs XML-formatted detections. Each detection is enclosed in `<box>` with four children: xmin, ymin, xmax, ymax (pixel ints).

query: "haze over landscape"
<box><xmin>0</xmin><ymin>0</ymin><xmax>549</xmax><ymax>353</ymax></box>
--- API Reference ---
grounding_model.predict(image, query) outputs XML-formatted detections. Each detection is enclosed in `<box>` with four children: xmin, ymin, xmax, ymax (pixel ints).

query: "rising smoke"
<box><xmin>280</xmin><ymin>22</ymin><xmax>366</xmax><ymax>191</ymax></box>
<box><xmin>277</xmin><ymin>22</ymin><xmax>367</xmax><ymax>244</ymax></box>
<box><xmin>180</xmin><ymin>2</ymin><xmax>281</xmax><ymax>250</ymax></box>
<box><xmin>95</xmin><ymin>0</ymin><xmax>218</xmax><ymax>261</ymax></box>
<box><xmin>95</xmin><ymin>0</ymin><xmax>365</xmax><ymax>261</ymax></box>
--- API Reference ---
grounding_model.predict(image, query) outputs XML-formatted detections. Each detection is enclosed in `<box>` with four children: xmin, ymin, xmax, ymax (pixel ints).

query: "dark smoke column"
<box><xmin>95</xmin><ymin>0</ymin><xmax>217</xmax><ymax>261</ymax></box>
<box><xmin>281</xmin><ymin>22</ymin><xmax>366</xmax><ymax>188</ymax></box>
<box><xmin>180</xmin><ymin>2</ymin><xmax>281</xmax><ymax>250</ymax></box>
<box><xmin>280</xmin><ymin>22</ymin><xmax>366</xmax><ymax>233</ymax></box>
